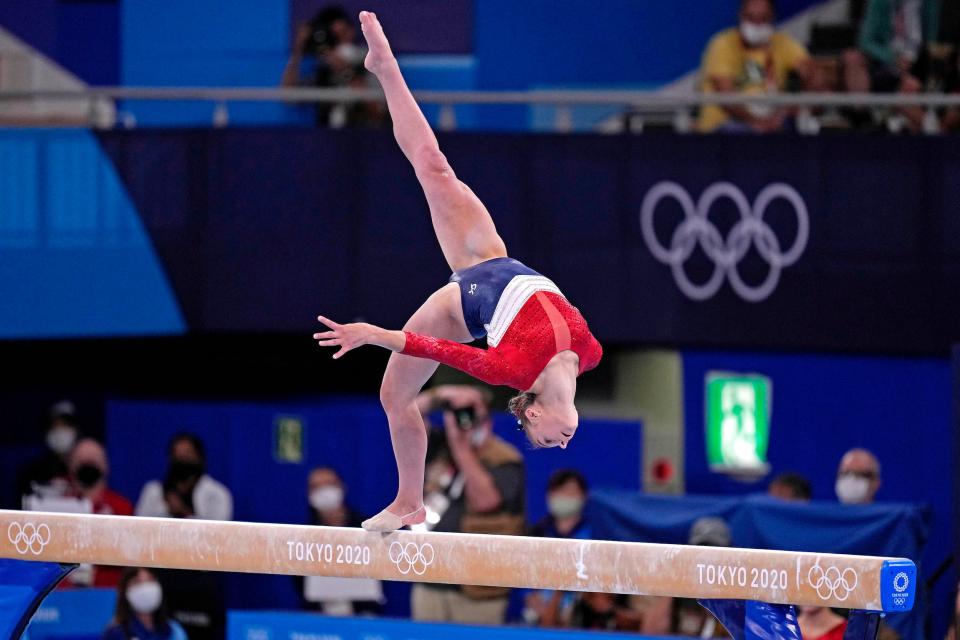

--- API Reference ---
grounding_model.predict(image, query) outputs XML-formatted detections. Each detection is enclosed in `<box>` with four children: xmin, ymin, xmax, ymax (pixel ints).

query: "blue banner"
<box><xmin>93</xmin><ymin>131</ymin><xmax>960</xmax><ymax>354</ymax></box>
<box><xmin>227</xmin><ymin>611</ymin><xmax>675</xmax><ymax>640</ymax></box>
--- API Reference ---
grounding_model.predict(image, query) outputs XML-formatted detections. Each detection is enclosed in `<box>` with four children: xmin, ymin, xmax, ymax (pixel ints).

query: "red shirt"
<box><xmin>810</xmin><ymin>621</ymin><xmax>848</xmax><ymax>640</ymax></box>
<box><xmin>402</xmin><ymin>290</ymin><xmax>602</xmax><ymax>390</ymax></box>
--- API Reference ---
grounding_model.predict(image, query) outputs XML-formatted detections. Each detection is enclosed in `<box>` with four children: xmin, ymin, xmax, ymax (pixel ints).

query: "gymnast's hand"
<box><xmin>314</xmin><ymin>315</ymin><xmax>405</xmax><ymax>358</ymax></box>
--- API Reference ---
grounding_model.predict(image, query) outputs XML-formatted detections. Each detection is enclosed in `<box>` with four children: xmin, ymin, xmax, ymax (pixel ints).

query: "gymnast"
<box><xmin>314</xmin><ymin>11</ymin><xmax>602</xmax><ymax>532</ymax></box>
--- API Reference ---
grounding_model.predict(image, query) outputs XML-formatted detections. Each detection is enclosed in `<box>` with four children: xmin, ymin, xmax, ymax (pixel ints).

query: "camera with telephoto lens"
<box><xmin>441</xmin><ymin>402</ymin><xmax>476</xmax><ymax>431</ymax></box>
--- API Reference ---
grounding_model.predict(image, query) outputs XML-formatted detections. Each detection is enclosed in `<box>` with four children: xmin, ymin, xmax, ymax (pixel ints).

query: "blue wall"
<box><xmin>119</xmin><ymin>0</ymin><xmax>300</xmax><ymax>126</ymax></box>
<box><xmin>104</xmin><ymin>397</ymin><xmax>642</xmax><ymax>612</ymax></box>
<box><xmin>0</xmin><ymin>1</ymin><xmax>120</xmax><ymax>85</ymax></box>
<box><xmin>0</xmin><ymin>130</ymin><xmax>185</xmax><ymax>338</ymax></box>
<box><xmin>682</xmin><ymin>350</ymin><xmax>955</xmax><ymax>637</ymax></box>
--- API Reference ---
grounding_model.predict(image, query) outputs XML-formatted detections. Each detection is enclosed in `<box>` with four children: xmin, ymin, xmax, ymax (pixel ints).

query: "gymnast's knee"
<box><xmin>413</xmin><ymin>145</ymin><xmax>453</xmax><ymax>179</ymax></box>
<box><xmin>379</xmin><ymin>381</ymin><xmax>418</xmax><ymax>418</ymax></box>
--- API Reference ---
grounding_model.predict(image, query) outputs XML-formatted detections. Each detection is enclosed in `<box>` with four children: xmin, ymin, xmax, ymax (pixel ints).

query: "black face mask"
<box><xmin>167</xmin><ymin>461</ymin><xmax>204</xmax><ymax>484</ymax></box>
<box><xmin>75</xmin><ymin>464</ymin><xmax>103</xmax><ymax>488</ymax></box>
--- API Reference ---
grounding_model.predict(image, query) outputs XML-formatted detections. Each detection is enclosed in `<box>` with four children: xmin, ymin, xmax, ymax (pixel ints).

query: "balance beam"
<box><xmin>0</xmin><ymin>510</ymin><xmax>914</xmax><ymax>612</ymax></box>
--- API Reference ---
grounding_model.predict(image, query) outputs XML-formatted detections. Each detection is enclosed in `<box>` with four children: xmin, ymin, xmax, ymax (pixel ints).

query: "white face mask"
<box><xmin>740</xmin><ymin>21</ymin><xmax>774</xmax><ymax>46</ymax></box>
<box><xmin>46</xmin><ymin>427</ymin><xmax>77</xmax><ymax>455</ymax></box>
<box><xmin>126</xmin><ymin>581</ymin><xmax>163</xmax><ymax>615</ymax></box>
<box><xmin>309</xmin><ymin>486</ymin><xmax>344</xmax><ymax>511</ymax></box>
<box><xmin>547</xmin><ymin>496</ymin><xmax>585</xmax><ymax>519</ymax></box>
<box><xmin>836</xmin><ymin>474</ymin><xmax>872</xmax><ymax>504</ymax></box>
<box><xmin>335</xmin><ymin>42</ymin><xmax>364</xmax><ymax>65</ymax></box>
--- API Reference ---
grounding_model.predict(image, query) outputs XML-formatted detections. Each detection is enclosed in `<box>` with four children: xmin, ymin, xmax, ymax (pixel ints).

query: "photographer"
<box><xmin>280</xmin><ymin>5</ymin><xmax>384</xmax><ymax>127</ymax></box>
<box><xmin>411</xmin><ymin>385</ymin><xmax>526</xmax><ymax>624</ymax></box>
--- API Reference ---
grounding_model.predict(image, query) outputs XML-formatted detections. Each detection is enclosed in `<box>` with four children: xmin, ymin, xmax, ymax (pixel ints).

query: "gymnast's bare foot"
<box><xmin>359</xmin><ymin>11</ymin><xmax>395</xmax><ymax>76</ymax></box>
<box><xmin>361</xmin><ymin>500</ymin><xmax>425</xmax><ymax>532</ymax></box>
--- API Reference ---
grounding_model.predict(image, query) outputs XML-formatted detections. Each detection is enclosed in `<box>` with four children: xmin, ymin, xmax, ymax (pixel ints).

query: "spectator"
<box><xmin>570</xmin><ymin>593</ymin><xmax>644</xmax><ymax>631</ymax></box>
<box><xmin>136</xmin><ymin>433</ymin><xmax>233</xmax><ymax>521</ymax></box>
<box><xmin>698</xmin><ymin>0</ymin><xmax>816</xmax><ymax>132</ymax></box>
<box><xmin>103</xmin><ymin>567</ymin><xmax>187</xmax><ymax>640</ymax></box>
<box><xmin>16</xmin><ymin>401</ymin><xmax>80</xmax><ymax>503</ymax></box>
<box><xmin>937</xmin><ymin>0</ymin><xmax>960</xmax><ymax>130</ymax></box>
<box><xmin>300</xmin><ymin>467</ymin><xmax>381</xmax><ymax>615</ymax></box>
<box><xmin>672</xmin><ymin>518</ymin><xmax>733</xmax><ymax>637</ymax></box>
<box><xmin>946</xmin><ymin>581</ymin><xmax>959</xmax><ymax>640</ymax></box>
<box><xmin>835</xmin><ymin>447</ymin><xmax>881</xmax><ymax>504</ymax></box>
<box><xmin>843</xmin><ymin>0</ymin><xmax>942</xmax><ymax>130</ymax></box>
<box><xmin>67</xmin><ymin>438</ymin><xmax>134</xmax><ymax>587</ymax></box>
<box><xmin>307</xmin><ymin>466</ymin><xmax>364</xmax><ymax>527</ymax></box>
<box><xmin>69</xmin><ymin>439</ymin><xmax>133</xmax><ymax>517</ymax></box>
<box><xmin>797</xmin><ymin>606</ymin><xmax>847</xmax><ymax>640</ymax></box>
<box><xmin>524</xmin><ymin>470</ymin><xmax>591</xmax><ymax>627</ymax></box>
<box><xmin>280</xmin><ymin>5</ymin><xmax>385</xmax><ymax>127</ymax></box>
<box><xmin>768</xmin><ymin>471</ymin><xmax>813</xmax><ymax>501</ymax></box>
<box><xmin>530</xmin><ymin>469</ymin><xmax>591</xmax><ymax>539</ymax></box>
<box><xmin>411</xmin><ymin>385</ymin><xmax>525</xmax><ymax>625</ymax></box>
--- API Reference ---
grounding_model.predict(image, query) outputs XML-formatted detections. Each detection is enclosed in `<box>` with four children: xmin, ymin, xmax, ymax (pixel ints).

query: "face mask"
<box><xmin>469</xmin><ymin>428</ymin><xmax>488</xmax><ymax>447</ymax></box>
<box><xmin>309</xmin><ymin>486</ymin><xmax>344</xmax><ymax>511</ymax></box>
<box><xmin>75</xmin><ymin>464</ymin><xmax>103</xmax><ymax>489</ymax></box>
<box><xmin>335</xmin><ymin>42</ymin><xmax>364</xmax><ymax>65</ymax></box>
<box><xmin>836</xmin><ymin>474</ymin><xmax>871</xmax><ymax>504</ymax></box>
<box><xmin>740</xmin><ymin>21</ymin><xmax>774</xmax><ymax>46</ymax></box>
<box><xmin>168</xmin><ymin>461</ymin><xmax>203</xmax><ymax>483</ymax></box>
<box><xmin>46</xmin><ymin>427</ymin><xmax>76</xmax><ymax>455</ymax></box>
<box><xmin>547</xmin><ymin>496</ymin><xmax>585</xmax><ymax>519</ymax></box>
<box><xmin>126</xmin><ymin>581</ymin><xmax>163</xmax><ymax>614</ymax></box>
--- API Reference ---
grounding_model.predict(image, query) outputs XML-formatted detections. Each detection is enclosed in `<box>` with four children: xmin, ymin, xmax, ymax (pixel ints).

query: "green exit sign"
<box><xmin>706</xmin><ymin>372</ymin><xmax>771</xmax><ymax>475</ymax></box>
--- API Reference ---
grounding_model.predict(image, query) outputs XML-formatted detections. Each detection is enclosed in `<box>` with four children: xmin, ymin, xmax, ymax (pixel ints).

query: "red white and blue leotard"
<box><xmin>400</xmin><ymin>258</ymin><xmax>602</xmax><ymax>391</ymax></box>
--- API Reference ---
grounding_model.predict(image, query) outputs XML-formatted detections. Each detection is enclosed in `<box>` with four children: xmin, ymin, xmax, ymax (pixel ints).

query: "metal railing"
<box><xmin>1</xmin><ymin>86</ymin><xmax>958</xmax><ymax>132</ymax></box>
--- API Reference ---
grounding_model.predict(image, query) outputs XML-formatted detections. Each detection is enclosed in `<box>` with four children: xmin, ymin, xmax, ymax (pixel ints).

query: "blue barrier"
<box><xmin>24</xmin><ymin>587</ymin><xmax>116</xmax><ymax>640</ymax></box>
<box><xmin>226</xmin><ymin>611</ymin><xmax>682</xmax><ymax>640</ymax></box>
<box><xmin>0</xmin><ymin>560</ymin><xmax>76</xmax><ymax>640</ymax></box>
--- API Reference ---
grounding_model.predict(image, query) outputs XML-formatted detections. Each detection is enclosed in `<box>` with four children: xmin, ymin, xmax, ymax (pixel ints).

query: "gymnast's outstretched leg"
<box><xmin>360</xmin><ymin>10</ymin><xmax>506</xmax><ymax>272</ymax></box>
<box><xmin>358</xmin><ymin>11</ymin><xmax>507</xmax><ymax>530</ymax></box>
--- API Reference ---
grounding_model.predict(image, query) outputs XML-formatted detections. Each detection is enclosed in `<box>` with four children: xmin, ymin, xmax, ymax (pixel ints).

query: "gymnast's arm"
<box><xmin>314</xmin><ymin>316</ymin><xmax>505</xmax><ymax>385</ymax></box>
<box><xmin>400</xmin><ymin>332</ymin><xmax>506</xmax><ymax>386</ymax></box>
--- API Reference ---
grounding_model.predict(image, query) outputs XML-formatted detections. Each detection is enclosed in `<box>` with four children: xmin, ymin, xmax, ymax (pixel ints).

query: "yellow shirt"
<box><xmin>697</xmin><ymin>28</ymin><xmax>809</xmax><ymax>132</ymax></box>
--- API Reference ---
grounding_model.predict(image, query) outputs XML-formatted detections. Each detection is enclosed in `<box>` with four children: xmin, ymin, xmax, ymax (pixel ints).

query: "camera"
<box><xmin>303</xmin><ymin>20</ymin><xmax>340</xmax><ymax>56</ymax></box>
<box><xmin>442</xmin><ymin>402</ymin><xmax>476</xmax><ymax>430</ymax></box>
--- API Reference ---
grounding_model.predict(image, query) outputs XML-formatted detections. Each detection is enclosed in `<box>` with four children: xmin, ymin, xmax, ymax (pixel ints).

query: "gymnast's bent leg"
<box><xmin>363</xmin><ymin>284</ymin><xmax>473</xmax><ymax>531</ymax></box>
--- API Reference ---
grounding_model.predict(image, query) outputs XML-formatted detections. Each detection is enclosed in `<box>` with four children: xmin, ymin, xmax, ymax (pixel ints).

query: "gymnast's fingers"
<box><xmin>332</xmin><ymin>345</ymin><xmax>352</xmax><ymax>359</ymax></box>
<box><xmin>316</xmin><ymin>339</ymin><xmax>341</xmax><ymax>347</ymax></box>
<box><xmin>317</xmin><ymin>315</ymin><xmax>342</xmax><ymax>330</ymax></box>
<box><xmin>313</xmin><ymin>331</ymin><xmax>337</xmax><ymax>339</ymax></box>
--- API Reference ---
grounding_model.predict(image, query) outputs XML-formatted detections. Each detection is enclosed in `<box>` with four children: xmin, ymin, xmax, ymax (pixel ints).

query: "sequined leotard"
<box><xmin>400</xmin><ymin>258</ymin><xmax>602</xmax><ymax>390</ymax></box>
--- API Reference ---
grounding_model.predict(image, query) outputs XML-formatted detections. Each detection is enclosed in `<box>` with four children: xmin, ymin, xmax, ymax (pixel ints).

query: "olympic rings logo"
<box><xmin>640</xmin><ymin>181</ymin><xmax>809</xmax><ymax>302</ymax></box>
<box><xmin>7</xmin><ymin>522</ymin><xmax>51</xmax><ymax>555</ymax></box>
<box><xmin>807</xmin><ymin>563</ymin><xmax>858</xmax><ymax>601</ymax></box>
<box><xmin>388</xmin><ymin>541</ymin><xmax>435</xmax><ymax>576</ymax></box>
